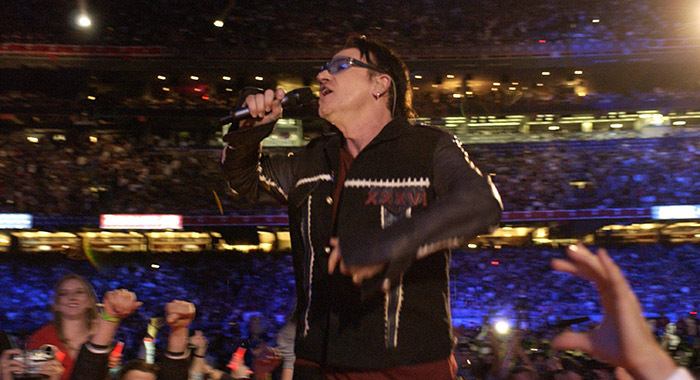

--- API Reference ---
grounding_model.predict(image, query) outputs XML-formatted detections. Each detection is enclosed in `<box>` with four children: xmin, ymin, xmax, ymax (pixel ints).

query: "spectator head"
<box><xmin>117</xmin><ymin>359</ymin><xmax>159</xmax><ymax>380</ymax></box>
<box><xmin>341</xmin><ymin>35</ymin><xmax>416</xmax><ymax>120</ymax></box>
<box><xmin>51</xmin><ymin>273</ymin><xmax>98</xmax><ymax>337</ymax></box>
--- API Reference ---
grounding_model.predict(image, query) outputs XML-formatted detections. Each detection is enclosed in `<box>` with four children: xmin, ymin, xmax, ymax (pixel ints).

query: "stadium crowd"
<box><xmin>1</xmin><ymin>0</ymin><xmax>696</xmax><ymax>58</ymax></box>
<box><xmin>4</xmin><ymin>85</ymin><xmax>700</xmax><ymax>119</ymax></box>
<box><xmin>1</xmin><ymin>244</ymin><xmax>700</xmax><ymax>378</ymax></box>
<box><xmin>1</xmin><ymin>129</ymin><xmax>699</xmax><ymax>216</ymax></box>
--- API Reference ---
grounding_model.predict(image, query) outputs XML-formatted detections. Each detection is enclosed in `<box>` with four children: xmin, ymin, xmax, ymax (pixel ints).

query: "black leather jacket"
<box><xmin>222</xmin><ymin>117</ymin><xmax>502</xmax><ymax>369</ymax></box>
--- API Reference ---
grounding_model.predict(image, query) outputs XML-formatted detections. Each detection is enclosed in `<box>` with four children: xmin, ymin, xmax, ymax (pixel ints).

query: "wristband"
<box><xmin>100</xmin><ymin>309</ymin><xmax>121</xmax><ymax>323</ymax></box>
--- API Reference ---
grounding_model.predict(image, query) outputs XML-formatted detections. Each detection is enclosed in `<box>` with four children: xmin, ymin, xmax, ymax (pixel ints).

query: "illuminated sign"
<box><xmin>0</xmin><ymin>214</ymin><xmax>33</xmax><ymax>229</ymax></box>
<box><xmin>651</xmin><ymin>205</ymin><xmax>700</xmax><ymax>220</ymax></box>
<box><xmin>100</xmin><ymin>214</ymin><xmax>183</xmax><ymax>229</ymax></box>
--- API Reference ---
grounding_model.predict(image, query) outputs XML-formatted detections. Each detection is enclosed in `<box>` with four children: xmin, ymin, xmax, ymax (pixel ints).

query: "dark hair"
<box><xmin>343</xmin><ymin>35</ymin><xmax>417</xmax><ymax>119</ymax></box>
<box><xmin>118</xmin><ymin>359</ymin><xmax>160</xmax><ymax>379</ymax></box>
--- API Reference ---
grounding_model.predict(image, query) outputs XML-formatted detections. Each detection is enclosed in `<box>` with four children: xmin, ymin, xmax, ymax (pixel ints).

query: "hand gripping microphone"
<box><xmin>219</xmin><ymin>87</ymin><xmax>314</xmax><ymax>125</ymax></box>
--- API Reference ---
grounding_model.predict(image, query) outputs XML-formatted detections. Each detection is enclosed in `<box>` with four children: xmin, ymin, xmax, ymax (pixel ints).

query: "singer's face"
<box><xmin>54</xmin><ymin>279</ymin><xmax>93</xmax><ymax>319</ymax></box>
<box><xmin>317</xmin><ymin>48</ymin><xmax>376</xmax><ymax>124</ymax></box>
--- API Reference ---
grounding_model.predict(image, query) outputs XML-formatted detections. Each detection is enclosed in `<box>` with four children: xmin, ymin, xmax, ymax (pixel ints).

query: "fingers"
<box><xmin>244</xmin><ymin>88</ymin><xmax>286</xmax><ymax>120</ymax></box>
<box><xmin>39</xmin><ymin>359</ymin><xmax>65</xmax><ymax>377</ymax></box>
<box><xmin>550</xmin><ymin>244</ymin><xmax>609</xmax><ymax>286</ymax></box>
<box><xmin>551</xmin><ymin>331</ymin><xmax>594</xmax><ymax>354</ymax></box>
<box><xmin>1</xmin><ymin>349</ymin><xmax>26</xmax><ymax>373</ymax></box>
<box><xmin>349</xmin><ymin>263</ymin><xmax>385</xmax><ymax>286</ymax></box>
<box><xmin>614</xmin><ymin>367</ymin><xmax>636</xmax><ymax>380</ymax></box>
<box><xmin>165</xmin><ymin>300</ymin><xmax>196</xmax><ymax>328</ymax></box>
<box><xmin>328</xmin><ymin>238</ymin><xmax>340</xmax><ymax>275</ymax></box>
<box><xmin>550</xmin><ymin>258</ymin><xmax>579</xmax><ymax>275</ymax></box>
<box><xmin>103</xmin><ymin>289</ymin><xmax>142</xmax><ymax>320</ymax></box>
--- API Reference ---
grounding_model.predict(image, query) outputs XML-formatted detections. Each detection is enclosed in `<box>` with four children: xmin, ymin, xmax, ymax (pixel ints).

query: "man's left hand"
<box><xmin>328</xmin><ymin>237</ymin><xmax>387</xmax><ymax>289</ymax></box>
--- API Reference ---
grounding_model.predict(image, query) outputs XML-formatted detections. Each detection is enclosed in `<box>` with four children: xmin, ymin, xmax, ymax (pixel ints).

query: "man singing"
<box><xmin>222</xmin><ymin>35</ymin><xmax>502</xmax><ymax>380</ymax></box>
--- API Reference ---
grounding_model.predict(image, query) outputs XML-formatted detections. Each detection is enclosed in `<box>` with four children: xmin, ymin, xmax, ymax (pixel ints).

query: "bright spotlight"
<box><xmin>494</xmin><ymin>320</ymin><xmax>510</xmax><ymax>335</ymax></box>
<box><xmin>76</xmin><ymin>13</ymin><xmax>92</xmax><ymax>28</ymax></box>
<box><xmin>213</xmin><ymin>20</ymin><xmax>224</xmax><ymax>28</ymax></box>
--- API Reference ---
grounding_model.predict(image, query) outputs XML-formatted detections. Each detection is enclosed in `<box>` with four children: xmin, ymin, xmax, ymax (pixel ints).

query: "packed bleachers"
<box><xmin>2</xmin><ymin>0</ymin><xmax>698</xmax><ymax>59</ymax></box>
<box><xmin>1</xmin><ymin>128</ymin><xmax>699</xmax><ymax>216</ymax></box>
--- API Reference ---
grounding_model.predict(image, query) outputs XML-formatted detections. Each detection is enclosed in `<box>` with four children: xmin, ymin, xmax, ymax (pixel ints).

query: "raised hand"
<box><xmin>164</xmin><ymin>300</ymin><xmax>196</xmax><ymax>329</ymax></box>
<box><xmin>550</xmin><ymin>244</ymin><xmax>677</xmax><ymax>380</ymax></box>
<box><xmin>101</xmin><ymin>289</ymin><xmax>142</xmax><ymax>321</ymax></box>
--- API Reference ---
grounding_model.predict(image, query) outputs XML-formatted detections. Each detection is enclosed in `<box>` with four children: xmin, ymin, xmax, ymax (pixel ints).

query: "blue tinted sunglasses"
<box><xmin>320</xmin><ymin>56</ymin><xmax>383</xmax><ymax>75</ymax></box>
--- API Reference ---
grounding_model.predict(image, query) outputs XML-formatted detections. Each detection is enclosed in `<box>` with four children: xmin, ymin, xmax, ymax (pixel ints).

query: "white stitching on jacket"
<box><xmin>295</xmin><ymin>174</ymin><xmax>333</xmax><ymax>187</ymax></box>
<box><xmin>344</xmin><ymin>178</ymin><xmax>430</xmax><ymax>188</ymax></box>
<box><xmin>302</xmin><ymin>195</ymin><xmax>315</xmax><ymax>337</ymax></box>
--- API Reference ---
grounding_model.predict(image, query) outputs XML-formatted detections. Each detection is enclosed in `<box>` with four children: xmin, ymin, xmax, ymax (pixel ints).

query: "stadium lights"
<box><xmin>494</xmin><ymin>320</ymin><xmax>510</xmax><ymax>335</ymax></box>
<box><xmin>255</xmin><ymin>76</ymin><xmax>264</xmax><ymax>81</ymax></box>
<box><xmin>157</xmin><ymin>75</ymin><xmax>166</xmax><ymax>80</ymax></box>
<box><xmin>190</xmin><ymin>75</ymin><xmax>199</xmax><ymax>80</ymax></box>
<box><xmin>222</xmin><ymin>76</ymin><xmax>231</xmax><ymax>81</ymax></box>
<box><xmin>76</xmin><ymin>13</ymin><xmax>92</xmax><ymax>28</ymax></box>
<box><xmin>213</xmin><ymin>20</ymin><xmax>224</xmax><ymax>27</ymax></box>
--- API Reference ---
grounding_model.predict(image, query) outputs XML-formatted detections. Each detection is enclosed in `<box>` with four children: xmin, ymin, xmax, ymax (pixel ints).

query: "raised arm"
<box><xmin>159</xmin><ymin>300</ymin><xmax>196</xmax><ymax>380</ymax></box>
<box><xmin>221</xmin><ymin>88</ymin><xmax>299</xmax><ymax>203</ymax></box>
<box><xmin>71</xmin><ymin>289</ymin><xmax>141</xmax><ymax>380</ymax></box>
<box><xmin>550</xmin><ymin>244</ymin><xmax>692</xmax><ymax>380</ymax></box>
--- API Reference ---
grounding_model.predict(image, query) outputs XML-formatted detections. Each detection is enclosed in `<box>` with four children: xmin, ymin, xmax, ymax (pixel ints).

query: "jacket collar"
<box><xmin>365</xmin><ymin>117</ymin><xmax>409</xmax><ymax>149</ymax></box>
<box><xmin>322</xmin><ymin>118</ymin><xmax>409</xmax><ymax>170</ymax></box>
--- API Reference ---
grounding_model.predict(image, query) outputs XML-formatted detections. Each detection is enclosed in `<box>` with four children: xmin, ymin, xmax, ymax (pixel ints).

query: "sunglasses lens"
<box><xmin>321</xmin><ymin>58</ymin><xmax>352</xmax><ymax>74</ymax></box>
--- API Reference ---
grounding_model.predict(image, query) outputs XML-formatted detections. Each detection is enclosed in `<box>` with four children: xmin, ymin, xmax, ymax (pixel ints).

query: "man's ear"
<box><xmin>374</xmin><ymin>74</ymin><xmax>392</xmax><ymax>97</ymax></box>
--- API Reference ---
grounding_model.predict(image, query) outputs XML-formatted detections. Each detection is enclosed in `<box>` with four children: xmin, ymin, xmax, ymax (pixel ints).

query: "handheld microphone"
<box><xmin>219</xmin><ymin>87</ymin><xmax>314</xmax><ymax>125</ymax></box>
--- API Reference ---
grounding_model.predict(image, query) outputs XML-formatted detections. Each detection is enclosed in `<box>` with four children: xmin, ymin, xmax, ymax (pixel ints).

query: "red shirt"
<box><xmin>27</xmin><ymin>324</ymin><xmax>74</xmax><ymax>380</ymax></box>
